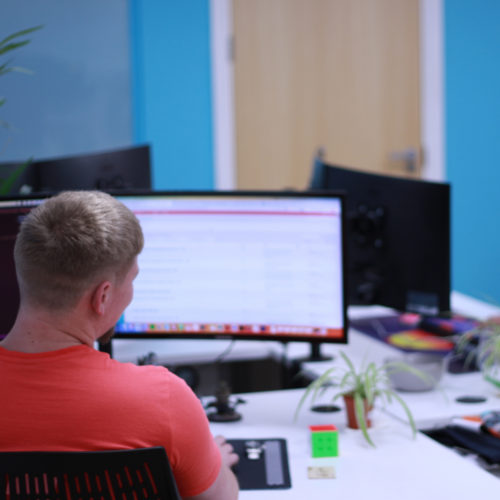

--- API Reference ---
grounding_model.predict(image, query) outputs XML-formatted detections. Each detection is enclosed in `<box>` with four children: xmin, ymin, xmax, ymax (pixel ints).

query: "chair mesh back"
<box><xmin>0</xmin><ymin>448</ymin><xmax>180</xmax><ymax>500</ymax></box>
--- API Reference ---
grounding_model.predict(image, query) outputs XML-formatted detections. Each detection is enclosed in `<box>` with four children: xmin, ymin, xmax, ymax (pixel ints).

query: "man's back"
<box><xmin>0</xmin><ymin>344</ymin><xmax>221</xmax><ymax>498</ymax></box>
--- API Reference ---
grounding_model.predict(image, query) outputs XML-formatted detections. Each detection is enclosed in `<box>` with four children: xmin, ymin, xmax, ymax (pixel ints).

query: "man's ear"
<box><xmin>91</xmin><ymin>281</ymin><xmax>112</xmax><ymax>316</ymax></box>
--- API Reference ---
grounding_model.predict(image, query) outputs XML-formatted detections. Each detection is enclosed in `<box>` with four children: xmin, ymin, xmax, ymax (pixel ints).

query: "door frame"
<box><xmin>210</xmin><ymin>0</ymin><xmax>445</xmax><ymax>189</ymax></box>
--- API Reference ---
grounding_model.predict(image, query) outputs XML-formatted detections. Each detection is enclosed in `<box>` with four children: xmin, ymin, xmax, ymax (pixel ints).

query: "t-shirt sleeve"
<box><xmin>164</xmin><ymin>372</ymin><xmax>222</xmax><ymax>497</ymax></box>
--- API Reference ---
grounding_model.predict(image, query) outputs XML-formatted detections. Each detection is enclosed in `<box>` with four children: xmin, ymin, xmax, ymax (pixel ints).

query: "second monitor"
<box><xmin>311</xmin><ymin>160</ymin><xmax>450</xmax><ymax>315</ymax></box>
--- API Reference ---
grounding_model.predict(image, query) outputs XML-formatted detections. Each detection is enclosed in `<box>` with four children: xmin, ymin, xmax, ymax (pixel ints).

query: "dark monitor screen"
<box><xmin>311</xmin><ymin>162</ymin><xmax>450</xmax><ymax>315</ymax></box>
<box><xmin>36</xmin><ymin>145</ymin><xmax>151</xmax><ymax>192</ymax></box>
<box><xmin>0</xmin><ymin>192</ymin><xmax>348</xmax><ymax>345</ymax></box>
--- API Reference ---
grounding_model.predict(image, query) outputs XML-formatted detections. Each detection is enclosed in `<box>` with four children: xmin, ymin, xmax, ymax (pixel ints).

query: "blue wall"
<box><xmin>0</xmin><ymin>0</ymin><xmax>132</xmax><ymax>162</ymax></box>
<box><xmin>446</xmin><ymin>0</ymin><xmax>500</xmax><ymax>304</ymax></box>
<box><xmin>130</xmin><ymin>0</ymin><xmax>214</xmax><ymax>190</ymax></box>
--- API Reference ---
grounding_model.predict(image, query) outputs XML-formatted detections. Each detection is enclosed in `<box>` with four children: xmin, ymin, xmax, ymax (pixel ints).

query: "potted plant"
<box><xmin>457</xmin><ymin>320</ymin><xmax>500</xmax><ymax>388</ymax></box>
<box><xmin>295</xmin><ymin>352</ymin><xmax>431</xmax><ymax>447</ymax></box>
<box><xmin>0</xmin><ymin>25</ymin><xmax>41</xmax><ymax>195</ymax></box>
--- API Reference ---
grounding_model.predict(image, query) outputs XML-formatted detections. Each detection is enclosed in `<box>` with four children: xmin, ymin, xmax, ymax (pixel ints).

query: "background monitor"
<box><xmin>0</xmin><ymin>161</ymin><xmax>38</xmax><ymax>195</ymax></box>
<box><xmin>0</xmin><ymin>192</ymin><xmax>348</xmax><ymax>351</ymax></box>
<box><xmin>36</xmin><ymin>145</ymin><xmax>151</xmax><ymax>192</ymax></box>
<box><xmin>310</xmin><ymin>161</ymin><xmax>450</xmax><ymax>315</ymax></box>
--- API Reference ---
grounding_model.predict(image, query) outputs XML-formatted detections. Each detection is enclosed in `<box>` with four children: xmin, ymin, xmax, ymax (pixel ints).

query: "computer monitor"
<box><xmin>310</xmin><ymin>161</ymin><xmax>450</xmax><ymax>315</ymax></box>
<box><xmin>0</xmin><ymin>161</ymin><xmax>38</xmax><ymax>195</ymax></box>
<box><xmin>0</xmin><ymin>192</ymin><xmax>348</xmax><ymax>354</ymax></box>
<box><xmin>35</xmin><ymin>145</ymin><xmax>151</xmax><ymax>192</ymax></box>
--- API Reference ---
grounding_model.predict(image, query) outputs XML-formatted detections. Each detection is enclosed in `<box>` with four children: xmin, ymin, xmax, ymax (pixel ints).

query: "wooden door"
<box><xmin>233</xmin><ymin>0</ymin><xmax>421</xmax><ymax>190</ymax></box>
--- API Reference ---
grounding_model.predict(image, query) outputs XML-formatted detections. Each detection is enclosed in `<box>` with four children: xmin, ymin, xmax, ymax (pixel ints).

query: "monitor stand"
<box><xmin>296</xmin><ymin>342</ymin><xmax>333</xmax><ymax>363</ymax></box>
<box><xmin>287</xmin><ymin>343</ymin><xmax>333</xmax><ymax>389</ymax></box>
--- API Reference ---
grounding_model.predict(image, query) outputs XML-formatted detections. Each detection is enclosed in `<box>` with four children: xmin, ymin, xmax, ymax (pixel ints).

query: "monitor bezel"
<box><xmin>0</xmin><ymin>190</ymin><xmax>348</xmax><ymax>345</ymax></box>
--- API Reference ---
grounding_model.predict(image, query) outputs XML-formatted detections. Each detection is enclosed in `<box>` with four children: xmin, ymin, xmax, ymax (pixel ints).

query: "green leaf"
<box><xmin>340</xmin><ymin>351</ymin><xmax>357</xmax><ymax>375</ymax></box>
<box><xmin>0</xmin><ymin>41</ymin><xmax>31</xmax><ymax>57</ymax></box>
<box><xmin>0</xmin><ymin>66</ymin><xmax>34</xmax><ymax>77</ymax></box>
<box><xmin>293</xmin><ymin>367</ymin><xmax>338</xmax><ymax>421</ymax></box>
<box><xmin>0</xmin><ymin>158</ymin><xmax>33</xmax><ymax>195</ymax></box>
<box><xmin>385</xmin><ymin>389</ymin><xmax>417</xmax><ymax>439</ymax></box>
<box><xmin>354</xmin><ymin>392</ymin><xmax>375</xmax><ymax>447</ymax></box>
<box><xmin>0</xmin><ymin>25</ymin><xmax>43</xmax><ymax>49</ymax></box>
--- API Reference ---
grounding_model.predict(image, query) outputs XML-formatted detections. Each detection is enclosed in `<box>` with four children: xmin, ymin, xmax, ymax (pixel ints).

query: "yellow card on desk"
<box><xmin>308</xmin><ymin>466</ymin><xmax>336</xmax><ymax>479</ymax></box>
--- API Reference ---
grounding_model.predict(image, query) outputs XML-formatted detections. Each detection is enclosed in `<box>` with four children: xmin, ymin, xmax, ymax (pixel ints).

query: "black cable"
<box><xmin>214</xmin><ymin>339</ymin><xmax>236</xmax><ymax>364</ymax></box>
<box><xmin>281</xmin><ymin>341</ymin><xmax>290</xmax><ymax>389</ymax></box>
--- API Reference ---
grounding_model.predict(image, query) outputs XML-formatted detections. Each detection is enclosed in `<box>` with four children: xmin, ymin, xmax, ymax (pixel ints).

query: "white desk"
<box><xmin>209</xmin><ymin>388</ymin><xmax>500</xmax><ymax>499</ymax></box>
<box><xmin>109</xmin><ymin>293</ymin><xmax>500</xmax><ymax>497</ymax></box>
<box><xmin>302</xmin><ymin>293</ymin><xmax>500</xmax><ymax>430</ymax></box>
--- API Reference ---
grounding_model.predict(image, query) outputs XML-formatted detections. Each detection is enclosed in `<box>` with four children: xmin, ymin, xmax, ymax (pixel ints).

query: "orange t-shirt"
<box><xmin>0</xmin><ymin>344</ymin><xmax>221</xmax><ymax>498</ymax></box>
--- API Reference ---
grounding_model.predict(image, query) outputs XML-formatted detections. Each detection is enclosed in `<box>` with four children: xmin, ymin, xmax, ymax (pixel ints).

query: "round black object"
<box><xmin>311</xmin><ymin>404</ymin><xmax>341</xmax><ymax>413</ymax></box>
<box><xmin>208</xmin><ymin>411</ymin><xmax>242</xmax><ymax>422</ymax></box>
<box><xmin>455</xmin><ymin>395</ymin><xmax>487</xmax><ymax>404</ymax></box>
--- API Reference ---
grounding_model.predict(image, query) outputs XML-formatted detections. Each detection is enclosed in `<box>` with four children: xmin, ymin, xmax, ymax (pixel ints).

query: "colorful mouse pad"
<box><xmin>386</xmin><ymin>330</ymin><xmax>455</xmax><ymax>351</ymax></box>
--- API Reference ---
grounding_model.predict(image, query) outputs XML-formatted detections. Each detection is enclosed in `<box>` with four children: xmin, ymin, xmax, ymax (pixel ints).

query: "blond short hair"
<box><xmin>14</xmin><ymin>191</ymin><xmax>144</xmax><ymax>310</ymax></box>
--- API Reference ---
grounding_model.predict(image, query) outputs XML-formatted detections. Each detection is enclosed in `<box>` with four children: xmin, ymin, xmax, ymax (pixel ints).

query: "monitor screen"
<box><xmin>310</xmin><ymin>161</ymin><xmax>450</xmax><ymax>315</ymax></box>
<box><xmin>0</xmin><ymin>192</ymin><xmax>347</xmax><ymax>344</ymax></box>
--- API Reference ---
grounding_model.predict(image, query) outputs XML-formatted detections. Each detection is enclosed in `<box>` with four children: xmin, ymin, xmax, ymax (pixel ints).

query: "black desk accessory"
<box><xmin>204</xmin><ymin>381</ymin><xmax>246</xmax><ymax>422</ymax></box>
<box><xmin>228</xmin><ymin>439</ymin><xmax>291</xmax><ymax>490</ymax></box>
<box><xmin>455</xmin><ymin>396</ymin><xmax>487</xmax><ymax>404</ymax></box>
<box><xmin>423</xmin><ymin>426</ymin><xmax>500</xmax><ymax>464</ymax></box>
<box><xmin>311</xmin><ymin>404</ymin><xmax>341</xmax><ymax>413</ymax></box>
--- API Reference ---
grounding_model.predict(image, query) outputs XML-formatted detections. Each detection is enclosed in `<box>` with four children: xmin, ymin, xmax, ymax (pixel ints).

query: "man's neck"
<box><xmin>1</xmin><ymin>305</ymin><xmax>96</xmax><ymax>354</ymax></box>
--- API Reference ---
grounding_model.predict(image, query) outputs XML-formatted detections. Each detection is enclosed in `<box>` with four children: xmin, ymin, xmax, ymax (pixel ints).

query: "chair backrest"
<box><xmin>0</xmin><ymin>447</ymin><xmax>181</xmax><ymax>500</ymax></box>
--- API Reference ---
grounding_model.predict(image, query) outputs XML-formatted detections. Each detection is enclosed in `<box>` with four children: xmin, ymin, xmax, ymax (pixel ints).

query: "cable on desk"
<box><xmin>281</xmin><ymin>341</ymin><xmax>289</xmax><ymax>366</ymax></box>
<box><xmin>214</xmin><ymin>339</ymin><xmax>236</xmax><ymax>364</ymax></box>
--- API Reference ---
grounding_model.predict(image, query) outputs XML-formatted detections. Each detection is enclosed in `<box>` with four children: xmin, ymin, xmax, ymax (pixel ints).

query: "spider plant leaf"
<box><xmin>354</xmin><ymin>392</ymin><xmax>375</xmax><ymax>447</ymax></box>
<box><xmin>484</xmin><ymin>374</ymin><xmax>500</xmax><ymax>389</ymax></box>
<box><xmin>293</xmin><ymin>368</ymin><xmax>336</xmax><ymax>421</ymax></box>
<box><xmin>364</xmin><ymin>370</ymin><xmax>374</xmax><ymax>406</ymax></box>
<box><xmin>339</xmin><ymin>370</ymin><xmax>353</xmax><ymax>392</ymax></box>
<box><xmin>385</xmin><ymin>389</ymin><xmax>417</xmax><ymax>439</ymax></box>
<box><xmin>340</xmin><ymin>351</ymin><xmax>357</xmax><ymax>376</ymax></box>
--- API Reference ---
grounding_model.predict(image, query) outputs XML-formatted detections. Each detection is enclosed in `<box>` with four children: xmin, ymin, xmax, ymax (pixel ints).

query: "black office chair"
<box><xmin>0</xmin><ymin>447</ymin><xmax>181</xmax><ymax>500</ymax></box>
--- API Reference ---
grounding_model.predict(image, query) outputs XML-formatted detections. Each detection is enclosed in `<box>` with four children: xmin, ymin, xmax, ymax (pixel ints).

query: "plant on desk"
<box><xmin>296</xmin><ymin>352</ymin><xmax>429</xmax><ymax>447</ymax></box>
<box><xmin>458</xmin><ymin>320</ymin><xmax>500</xmax><ymax>388</ymax></box>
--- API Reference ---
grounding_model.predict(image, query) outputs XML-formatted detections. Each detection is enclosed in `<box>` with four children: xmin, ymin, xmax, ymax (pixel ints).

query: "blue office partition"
<box><xmin>446</xmin><ymin>0</ymin><xmax>500</xmax><ymax>304</ymax></box>
<box><xmin>129</xmin><ymin>0</ymin><xmax>214</xmax><ymax>190</ymax></box>
<box><xmin>0</xmin><ymin>0</ymin><xmax>132</xmax><ymax>162</ymax></box>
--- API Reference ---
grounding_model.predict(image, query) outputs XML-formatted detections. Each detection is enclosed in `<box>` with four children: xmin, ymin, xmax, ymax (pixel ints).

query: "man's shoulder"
<box><xmin>91</xmin><ymin>349</ymin><xmax>189</xmax><ymax>391</ymax></box>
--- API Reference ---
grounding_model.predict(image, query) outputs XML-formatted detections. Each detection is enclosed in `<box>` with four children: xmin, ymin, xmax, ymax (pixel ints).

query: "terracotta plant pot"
<box><xmin>343</xmin><ymin>394</ymin><xmax>373</xmax><ymax>429</ymax></box>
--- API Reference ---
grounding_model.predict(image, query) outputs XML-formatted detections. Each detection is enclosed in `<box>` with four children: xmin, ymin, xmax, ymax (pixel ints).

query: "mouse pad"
<box><xmin>227</xmin><ymin>438</ymin><xmax>291</xmax><ymax>490</ymax></box>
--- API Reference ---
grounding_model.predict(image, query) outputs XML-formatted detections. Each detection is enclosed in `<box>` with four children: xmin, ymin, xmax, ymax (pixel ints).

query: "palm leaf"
<box><xmin>0</xmin><ymin>41</ymin><xmax>31</xmax><ymax>57</ymax></box>
<box><xmin>0</xmin><ymin>26</ymin><xmax>43</xmax><ymax>49</ymax></box>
